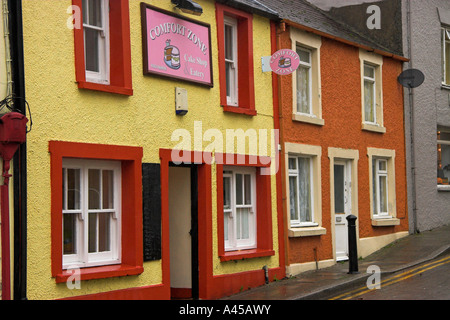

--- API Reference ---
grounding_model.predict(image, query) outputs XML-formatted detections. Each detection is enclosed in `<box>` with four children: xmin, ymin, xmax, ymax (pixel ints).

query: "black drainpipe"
<box><xmin>8</xmin><ymin>0</ymin><xmax>27</xmax><ymax>300</ymax></box>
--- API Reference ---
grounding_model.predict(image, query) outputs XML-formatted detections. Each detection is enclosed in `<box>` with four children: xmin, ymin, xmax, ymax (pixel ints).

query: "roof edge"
<box><xmin>282</xmin><ymin>19</ymin><xmax>408</xmax><ymax>62</ymax></box>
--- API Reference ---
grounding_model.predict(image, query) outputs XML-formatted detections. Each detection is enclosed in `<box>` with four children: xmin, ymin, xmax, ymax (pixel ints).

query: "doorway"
<box><xmin>168</xmin><ymin>164</ymin><xmax>198</xmax><ymax>299</ymax></box>
<box><xmin>334</xmin><ymin>160</ymin><xmax>352</xmax><ymax>261</ymax></box>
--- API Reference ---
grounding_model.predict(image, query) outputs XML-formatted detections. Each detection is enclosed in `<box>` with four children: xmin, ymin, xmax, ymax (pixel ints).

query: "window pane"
<box><xmin>82</xmin><ymin>0</ymin><xmax>88</xmax><ymax>24</ymax></box>
<box><xmin>88</xmin><ymin>212</ymin><xmax>111</xmax><ymax>253</ymax></box>
<box><xmin>244</xmin><ymin>174</ymin><xmax>252</xmax><ymax>205</ymax></box>
<box><xmin>224</xmin><ymin>212</ymin><xmax>230</xmax><ymax>241</ymax></box>
<box><xmin>288</xmin><ymin>158</ymin><xmax>297</xmax><ymax>170</ymax></box>
<box><xmin>98</xmin><ymin>212</ymin><xmax>111</xmax><ymax>252</ymax></box>
<box><xmin>372</xmin><ymin>160</ymin><xmax>378</xmax><ymax>214</ymax></box>
<box><xmin>89</xmin><ymin>169</ymin><xmax>101</xmax><ymax>209</ymax></box>
<box><xmin>297</xmin><ymin>48</ymin><xmax>310</xmax><ymax>64</ymax></box>
<box><xmin>224</xmin><ymin>24</ymin><xmax>233</xmax><ymax>60</ymax></box>
<box><xmin>378</xmin><ymin>160</ymin><xmax>387</xmax><ymax>171</ymax></box>
<box><xmin>446</xmin><ymin>41</ymin><xmax>450</xmax><ymax>85</ymax></box>
<box><xmin>364</xmin><ymin>65</ymin><xmax>375</xmax><ymax>78</ymax></box>
<box><xmin>88</xmin><ymin>0</ymin><xmax>103</xmax><ymax>27</ymax></box>
<box><xmin>225</xmin><ymin>61</ymin><xmax>232</xmax><ymax>98</ymax></box>
<box><xmin>88</xmin><ymin>212</ymin><xmax>97</xmax><ymax>253</ymax></box>
<box><xmin>289</xmin><ymin>176</ymin><xmax>298</xmax><ymax>221</ymax></box>
<box><xmin>63</xmin><ymin>169</ymin><xmax>66</xmax><ymax>210</ymax></box>
<box><xmin>364</xmin><ymin>80</ymin><xmax>375</xmax><ymax>122</ymax></box>
<box><xmin>298</xmin><ymin>157</ymin><xmax>312</xmax><ymax>222</ymax></box>
<box><xmin>102</xmin><ymin>170</ymin><xmax>114</xmax><ymax>209</ymax></box>
<box><xmin>84</xmin><ymin>28</ymin><xmax>100</xmax><ymax>72</ymax></box>
<box><xmin>334</xmin><ymin>165</ymin><xmax>345</xmax><ymax>213</ymax></box>
<box><xmin>67</xmin><ymin>169</ymin><xmax>81</xmax><ymax>210</ymax></box>
<box><xmin>379</xmin><ymin>176</ymin><xmax>388</xmax><ymax>213</ymax></box>
<box><xmin>63</xmin><ymin>214</ymin><xmax>77</xmax><ymax>255</ymax></box>
<box><xmin>223</xmin><ymin>176</ymin><xmax>231</xmax><ymax>210</ymax></box>
<box><xmin>297</xmin><ymin>66</ymin><xmax>310</xmax><ymax>114</ymax></box>
<box><xmin>438</xmin><ymin>143</ymin><xmax>450</xmax><ymax>184</ymax></box>
<box><xmin>235</xmin><ymin>174</ymin><xmax>243</xmax><ymax>205</ymax></box>
<box><xmin>237</xmin><ymin>208</ymin><xmax>249</xmax><ymax>240</ymax></box>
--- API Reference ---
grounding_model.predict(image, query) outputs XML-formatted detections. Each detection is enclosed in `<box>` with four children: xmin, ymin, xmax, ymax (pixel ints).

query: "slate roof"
<box><xmin>215</xmin><ymin>0</ymin><xmax>279</xmax><ymax>19</ymax></box>
<box><xmin>225</xmin><ymin>0</ymin><xmax>404</xmax><ymax>57</ymax></box>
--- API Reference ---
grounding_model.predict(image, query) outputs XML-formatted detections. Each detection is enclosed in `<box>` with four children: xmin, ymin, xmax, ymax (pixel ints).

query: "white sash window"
<box><xmin>62</xmin><ymin>159</ymin><xmax>121</xmax><ymax>269</ymax></box>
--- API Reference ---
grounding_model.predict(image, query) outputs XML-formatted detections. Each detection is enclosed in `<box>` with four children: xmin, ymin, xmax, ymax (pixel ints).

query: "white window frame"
<box><xmin>296</xmin><ymin>46</ymin><xmax>313</xmax><ymax>115</ymax></box>
<box><xmin>359</xmin><ymin>50</ymin><xmax>385</xmax><ymax>133</ymax></box>
<box><xmin>443</xmin><ymin>27</ymin><xmax>450</xmax><ymax>85</ymax></box>
<box><xmin>62</xmin><ymin>158</ymin><xmax>121</xmax><ymax>269</ymax></box>
<box><xmin>224</xmin><ymin>16</ymin><xmax>238</xmax><ymax>106</ymax></box>
<box><xmin>442</xmin><ymin>27</ymin><xmax>450</xmax><ymax>85</ymax></box>
<box><xmin>290</xmin><ymin>28</ymin><xmax>324</xmax><ymax>126</ymax></box>
<box><xmin>223</xmin><ymin>166</ymin><xmax>256</xmax><ymax>251</ymax></box>
<box><xmin>288</xmin><ymin>155</ymin><xmax>316</xmax><ymax>227</ymax></box>
<box><xmin>364</xmin><ymin>63</ymin><xmax>377</xmax><ymax>124</ymax></box>
<box><xmin>82</xmin><ymin>0</ymin><xmax>110</xmax><ymax>84</ymax></box>
<box><xmin>373</xmin><ymin>158</ymin><xmax>389</xmax><ymax>217</ymax></box>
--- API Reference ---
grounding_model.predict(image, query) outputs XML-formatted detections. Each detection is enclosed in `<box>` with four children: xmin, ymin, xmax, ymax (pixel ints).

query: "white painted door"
<box><xmin>334</xmin><ymin>161</ymin><xmax>352</xmax><ymax>261</ymax></box>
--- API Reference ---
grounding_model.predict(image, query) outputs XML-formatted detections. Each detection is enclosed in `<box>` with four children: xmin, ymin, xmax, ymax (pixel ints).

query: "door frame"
<box><xmin>333</xmin><ymin>159</ymin><xmax>352</xmax><ymax>261</ymax></box>
<box><xmin>328</xmin><ymin>148</ymin><xmax>360</xmax><ymax>262</ymax></box>
<box><xmin>168</xmin><ymin>162</ymin><xmax>199</xmax><ymax>299</ymax></box>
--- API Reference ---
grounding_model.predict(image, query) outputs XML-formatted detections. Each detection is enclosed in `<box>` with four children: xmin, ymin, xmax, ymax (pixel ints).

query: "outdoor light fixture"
<box><xmin>171</xmin><ymin>0</ymin><xmax>203</xmax><ymax>16</ymax></box>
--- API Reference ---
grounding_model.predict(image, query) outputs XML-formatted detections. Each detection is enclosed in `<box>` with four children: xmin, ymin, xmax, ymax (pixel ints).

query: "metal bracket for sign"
<box><xmin>261</xmin><ymin>56</ymin><xmax>272</xmax><ymax>72</ymax></box>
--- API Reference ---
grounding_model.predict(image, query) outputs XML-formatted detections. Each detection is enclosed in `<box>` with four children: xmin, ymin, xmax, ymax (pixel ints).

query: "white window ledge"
<box><xmin>371</xmin><ymin>217</ymin><xmax>400</xmax><ymax>226</ymax></box>
<box><xmin>362</xmin><ymin>122</ymin><xmax>386</xmax><ymax>133</ymax></box>
<box><xmin>288</xmin><ymin>226</ymin><xmax>326</xmax><ymax>237</ymax></box>
<box><xmin>437</xmin><ymin>185</ymin><xmax>450</xmax><ymax>192</ymax></box>
<box><xmin>441</xmin><ymin>84</ymin><xmax>450</xmax><ymax>91</ymax></box>
<box><xmin>292</xmin><ymin>113</ymin><xmax>325</xmax><ymax>126</ymax></box>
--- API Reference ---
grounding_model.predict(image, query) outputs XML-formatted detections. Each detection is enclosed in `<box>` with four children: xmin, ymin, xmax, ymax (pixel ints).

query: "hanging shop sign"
<box><xmin>262</xmin><ymin>49</ymin><xmax>300</xmax><ymax>75</ymax></box>
<box><xmin>141</xmin><ymin>3</ymin><xmax>213</xmax><ymax>87</ymax></box>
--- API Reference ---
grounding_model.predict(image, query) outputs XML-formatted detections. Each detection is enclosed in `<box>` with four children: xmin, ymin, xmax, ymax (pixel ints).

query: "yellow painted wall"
<box><xmin>22</xmin><ymin>0</ymin><xmax>278</xmax><ymax>299</ymax></box>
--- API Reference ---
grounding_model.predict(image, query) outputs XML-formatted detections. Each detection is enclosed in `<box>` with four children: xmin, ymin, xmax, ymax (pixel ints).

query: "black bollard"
<box><xmin>346</xmin><ymin>215</ymin><xmax>359</xmax><ymax>274</ymax></box>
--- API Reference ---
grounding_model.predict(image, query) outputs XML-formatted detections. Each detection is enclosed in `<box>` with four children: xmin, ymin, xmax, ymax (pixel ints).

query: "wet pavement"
<box><xmin>222</xmin><ymin>225</ymin><xmax>450</xmax><ymax>300</ymax></box>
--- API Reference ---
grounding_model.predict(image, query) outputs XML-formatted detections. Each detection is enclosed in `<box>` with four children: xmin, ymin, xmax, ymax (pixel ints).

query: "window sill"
<box><xmin>219</xmin><ymin>248</ymin><xmax>275</xmax><ymax>262</ymax></box>
<box><xmin>288</xmin><ymin>226</ymin><xmax>326</xmax><ymax>238</ymax></box>
<box><xmin>371</xmin><ymin>217</ymin><xmax>400</xmax><ymax>226</ymax></box>
<box><xmin>292</xmin><ymin>113</ymin><xmax>324</xmax><ymax>126</ymax></box>
<box><xmin>222</xmin><ymin>105</ymin><xmax>257</xmax><ymax>116</ymax></box>
<box><xmin>437</xmin><ymin>184</ymin><xmax>450</xmax><ymax>191</ymax></box>
<box><xmin>362</xmin><ymin>123</ymin><xmax>386</xmax><ymax>133</ymax></box>
<box><xmin>77</xmin><ymin>81</ymin><xmax>133</xmax><ymax>96</ymax></box>
<box><xmin>55</xmin><ymin>264</ymin><xmax>144</xmax><ymax>283</ymax></box>
<box><xmin>441</xmin><ymin>84</ymin><xmax>450</xmax><ymax>91</ymax></box>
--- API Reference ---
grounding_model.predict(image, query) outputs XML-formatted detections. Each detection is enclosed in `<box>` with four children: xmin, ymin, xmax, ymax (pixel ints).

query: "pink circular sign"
<box><xmin>269</xmin><ymin>49</ymin><xmax>300</xmax><ymax>75</ymax></box>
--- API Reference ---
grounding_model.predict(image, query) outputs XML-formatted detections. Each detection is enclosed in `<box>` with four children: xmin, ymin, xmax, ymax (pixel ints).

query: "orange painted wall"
<box><xmin>278</xmin><ymin>27</ymin><xmax>408</xmax><ymax>265</ymax></box>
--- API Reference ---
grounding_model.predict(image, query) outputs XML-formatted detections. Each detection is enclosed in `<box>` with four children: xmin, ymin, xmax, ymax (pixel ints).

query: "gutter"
<box><xmin>281</xmin><ymin>19</ymin><xmax>409</xmax><ymax>62</ymax></box>
<box><xmin>7</xmin><ymin>0</ymin><xmax>27</xmax><ymax>300</ymax></box>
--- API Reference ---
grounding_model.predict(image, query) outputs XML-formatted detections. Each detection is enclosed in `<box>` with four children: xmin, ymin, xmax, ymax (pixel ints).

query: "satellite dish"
<box><xmin>397</xmin><ymin>69</ymin><xmax>425</xmax><ymax>89</ymax></box>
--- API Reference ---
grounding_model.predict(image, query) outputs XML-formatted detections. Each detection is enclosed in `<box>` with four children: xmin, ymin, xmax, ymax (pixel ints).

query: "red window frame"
<box><xmin>216</xmin><ymin>153</ymin><xmax>274</xmax><ymax>261</ymax></box>
<box><xmin>216</xmin><ymin>3</ymin><xmax>256</xmax><ymax>116</ymax></box>
<box><xmin>72</xmin><ymin>0</ymin><xmax>133</xmax><ymax>96</ymax></box>
<box><xmin>49</xmin><ymin>141</ymin><xmax>143</xmax><ymax>282</ymax></box>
